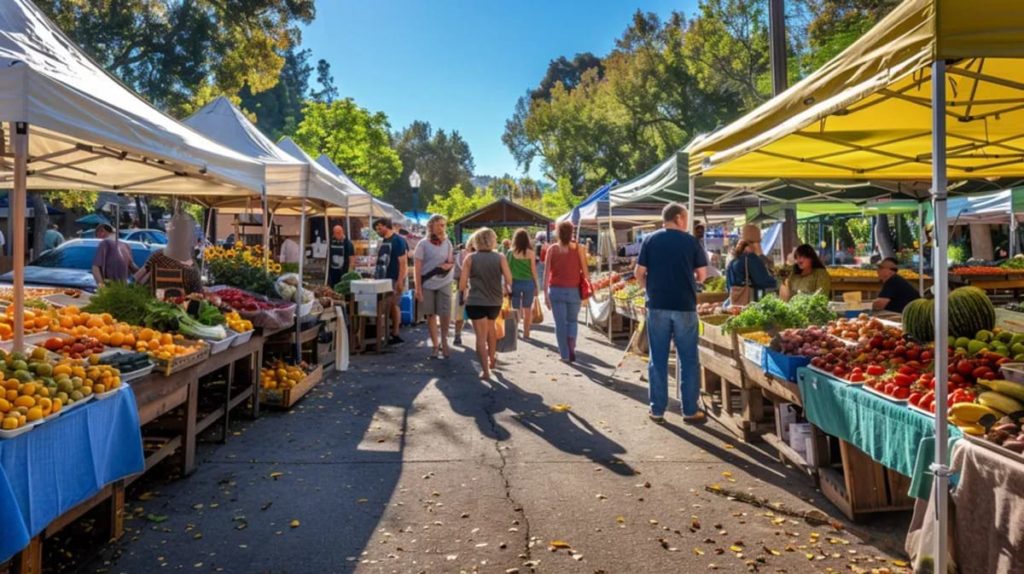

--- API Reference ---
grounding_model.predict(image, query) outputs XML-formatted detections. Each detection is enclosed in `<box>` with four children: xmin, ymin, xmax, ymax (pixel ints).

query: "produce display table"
<box><xmin>354</xmin><ymin>292</ymin><xmax>393</xmax><ymax>354</ymax></box>
<box><xmin>796</xmin><ymin>367</ymin><xmax>961</xmax><ymax>520</ymax></box>
<box><xmin>194</xmin><ymin>334</ymin><xmax>263</xmax><ymax>442</ymax></box>
<box><xmin>697</xmin><ymin>324</ymin><xmax>763</xmax><ymax>442</ymax></box>
<box><xmin>132</xmin><ymin>366</ymin><xmax>198</xmax><ymax>477</ymax></box>
<box><xmin>0</xmin><ymin>387</ymin><xmax>144</xmax><ymax>564</ymax></box>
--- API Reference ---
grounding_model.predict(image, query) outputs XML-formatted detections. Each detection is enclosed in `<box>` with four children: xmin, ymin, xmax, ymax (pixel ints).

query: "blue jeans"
<box><xmin>548</xmin><ymin>287</ymin><xmax>580</xmax><ymax>360</ymax></box>
<box><xmin>510</xmin><ymin>279</ymin><xmax>536</xmax><ymax>309</ymax></box>
<box><xmin>646</xmin><ymin>309</ymin><xmax>701</xmax><ymax>417</ymax></box>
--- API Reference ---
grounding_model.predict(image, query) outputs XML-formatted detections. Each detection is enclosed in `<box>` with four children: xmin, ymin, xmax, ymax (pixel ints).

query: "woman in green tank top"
<box><xmin>508</xmin><ymin>229</ymin><xmax>540</xmax><ymax>338</ymax></box>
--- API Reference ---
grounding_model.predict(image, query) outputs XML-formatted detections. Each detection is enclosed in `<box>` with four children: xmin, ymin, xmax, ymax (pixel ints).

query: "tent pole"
<box><xmin>295</xmin><ymin>202</ymin><xmax>307</xmax><ymax>362</ymax></box>
<box><xmin>918</xmin><ymin>202</ymin><xmax>926</xmax><ymax>296</ymax></box>
<box><xmin>930</xmin><ymin>59</ymin><xmax>951</xmax><ymax>574</ymax></box>
<box><xmin>687</xmin><ymin>177</ymin><xmax>696</xmax><ymax>233</ymax></box>
<box><xmin>11</xmin><ymin>122</ymin><xmax>27</xmax><ymax>353</ymax></box>
<box><xmin>607</xmin><ymin>201</ymin><xmax>613</xmax><ymax>344</ymax></box>
<box><xmin>324</xmin><ymin>212</ymin><xmax>330</xmax><ymax>286</ymax></box>
<box><xmin>202</xmin><ymin>207</ymin><xmax>215</xmax><ymax>280</ymax></box>
<box><xmin>1010</xmin><ymin>212</ymin><xmax>1017</xmax><ymax>258</ymax></box>
<box><xmin>261</xmin><ymin>192</ymin><xmax>270</xmax><ymax>271</ymax></box>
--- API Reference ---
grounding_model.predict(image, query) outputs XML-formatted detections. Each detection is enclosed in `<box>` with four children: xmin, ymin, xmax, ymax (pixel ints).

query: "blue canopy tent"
<box><xmin>556</xmin><ymin>181</ymin><xmax>616</xmax><ymax>226</ymax></box>
<box><xmin>74</xmin><ymin>213</ymin><xmax>110</xmax><ymax>226</ymax></box>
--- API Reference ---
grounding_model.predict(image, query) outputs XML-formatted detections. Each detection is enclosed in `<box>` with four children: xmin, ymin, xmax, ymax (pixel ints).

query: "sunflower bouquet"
<box><xmin>205</xmin><ymin>242</ymin><xmax>281</xmax><ymax>296</ymax></box>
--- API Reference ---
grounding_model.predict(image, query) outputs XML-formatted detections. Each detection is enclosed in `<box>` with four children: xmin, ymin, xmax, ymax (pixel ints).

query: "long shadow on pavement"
<box><xmin>435</xmin><ymin>368</ymin><xmax>635</xmax><ymax>476</ymax></box>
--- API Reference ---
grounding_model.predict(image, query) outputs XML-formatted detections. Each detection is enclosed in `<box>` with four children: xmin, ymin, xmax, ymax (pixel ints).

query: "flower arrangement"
<box><xmin>205</xmin><ymin>242</ymin><xmax>280</xmax><ymax>296</ymax></box>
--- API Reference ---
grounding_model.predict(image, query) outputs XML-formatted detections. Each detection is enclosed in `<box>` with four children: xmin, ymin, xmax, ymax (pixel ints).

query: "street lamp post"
<box><xmin>409</xmin><ymin>169</ymin><xmax>421</xmax><ymax>228</ymax></box>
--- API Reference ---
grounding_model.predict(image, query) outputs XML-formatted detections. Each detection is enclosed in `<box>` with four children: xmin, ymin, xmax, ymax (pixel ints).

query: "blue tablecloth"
<box><xmin>0</xmin><ymin>386</ymin><xmax>144</xmax><ymax>562</ymax></box>
<box><xmin>796</xmin><ymin>367</ymin><xmax>961</xmax><ymax>499</ymax></box>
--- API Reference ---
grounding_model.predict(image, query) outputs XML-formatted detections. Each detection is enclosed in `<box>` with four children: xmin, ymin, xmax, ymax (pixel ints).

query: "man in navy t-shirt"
<box><xmin>374</xmin><ymin>217</ymin><xmax>409</xmax><ymax>345</ymax></box>
<box><xmin>636</xmin><ymin>203</ymin><xmax>708</xmax><ymax>423</ymax></box>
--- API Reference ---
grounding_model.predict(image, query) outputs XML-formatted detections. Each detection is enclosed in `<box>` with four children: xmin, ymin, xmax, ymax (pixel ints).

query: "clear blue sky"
<box><xmin>299</xmin><ymin>0</ymin><xmax>698</xmax><ymax>180</ymax></box>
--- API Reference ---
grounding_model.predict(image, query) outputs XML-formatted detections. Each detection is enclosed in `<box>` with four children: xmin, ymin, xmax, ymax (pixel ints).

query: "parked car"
<box><xmin>0</xmin><ymin>238</ymin><xmax>159</xmax><ymax>292</ymax></box>
<box><xmin>78</xmin><ymin>228</ymin><xmax>168</xmax><ymax>245</ymax></box>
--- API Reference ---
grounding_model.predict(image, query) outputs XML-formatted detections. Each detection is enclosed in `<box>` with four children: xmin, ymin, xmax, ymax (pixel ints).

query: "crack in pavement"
<box><xmin>481</xmin><ymin>379</ymin><xmax>533</xmax><ymax>566</ymax></box>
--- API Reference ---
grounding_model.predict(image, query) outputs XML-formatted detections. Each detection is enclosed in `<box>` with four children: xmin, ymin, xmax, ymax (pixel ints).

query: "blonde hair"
<box><xmin>469</xmin><ymin>227</ymin><xmax>497</xmax><ymax>252</ymax></box>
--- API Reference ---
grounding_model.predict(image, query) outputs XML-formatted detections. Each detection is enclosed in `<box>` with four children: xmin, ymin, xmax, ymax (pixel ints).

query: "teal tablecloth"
<box><xmin>796</xmin><ymin>367</ymin><xmax>961</xmax><ymax>499</ymax></box>
<box><xmin>0</xmin><ymin>386</ymin><xmax>144</xmax><ymax>562</ymax></box>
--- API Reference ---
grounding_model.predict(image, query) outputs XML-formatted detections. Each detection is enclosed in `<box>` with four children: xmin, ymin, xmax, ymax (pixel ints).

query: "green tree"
<box><xmin>796</xmin><ymin>0</ymin><xmax>899</xmax><ymax>69</ymax></box>
<box><xmin>40</xmin><ymin>0</ymin><xmax>315</xmax><ymax>116</ymax></box>
<box><xmin>311</xmin><ymin>59</ymin><xmax>339</xmax><ymax>103</ymax></box>
<box><xmin>683</xmin><ymin>0</ymin><xmax>772</xmax><ymax>109</ymax></box>
<box><xmin>292</xmin><ymin>99</ymin><xmax>403</xmax><ymax>197</ymax></box>
<box><xmin>427</xmin><ymin>184</ymin><xmax>495</xmax><ymax>225</ymax></box>
<box><xmin>387</xmin><ymin>121</ymin><xmax>475</xmax><ymax>211</ymax></box>
<box><xmin>239</xmin><ymin>47</ymin><xmax>314</xmax><ymax>140</ymax></box>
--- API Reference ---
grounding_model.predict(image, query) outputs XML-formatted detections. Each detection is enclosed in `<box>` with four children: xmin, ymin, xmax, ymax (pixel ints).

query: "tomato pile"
<box><xmin>213</xmin><ymin>288</ymin><xmax>291</xmax><ymax>312</ymax></box>
<box><xmin>42</xmin><ymin>336</ymin><xmax>106</xmax><ymax>359</ymax></box>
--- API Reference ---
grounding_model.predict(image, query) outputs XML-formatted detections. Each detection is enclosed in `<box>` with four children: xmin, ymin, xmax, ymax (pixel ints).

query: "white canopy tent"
<box><xmin>0</xmin><ymin>0</ymin><xmax>265</xmax><ymax>352</ymax></box>
<box><xmin>315</xmin><ymin>154</ymin><xmax>404</xmax><ymax>223</ymax></box>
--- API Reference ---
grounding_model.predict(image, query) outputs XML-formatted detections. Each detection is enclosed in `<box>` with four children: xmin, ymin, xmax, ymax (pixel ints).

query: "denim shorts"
<box><xmin>510</xmin><ymin>279</ymin><xmax>536</xmax><ymax>309</ymax></box>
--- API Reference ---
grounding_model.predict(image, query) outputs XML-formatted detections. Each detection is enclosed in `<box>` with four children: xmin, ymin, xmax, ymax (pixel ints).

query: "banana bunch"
<box><xmin>948</xmin><ymin>382</ymin><xmax>1024</xmax><ymax>436</ymax></box>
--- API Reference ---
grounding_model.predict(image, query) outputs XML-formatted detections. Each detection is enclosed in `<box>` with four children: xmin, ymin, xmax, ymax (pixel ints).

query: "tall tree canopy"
<box><xmin>238</xmin><ymin>47</ymin><xmax>313</xmax><ymax>141</ymax></box>
<box><xmin>505</xmin><ymin>0</ymin><xmax>899</xmax><ymax>194</ymax></box>
<box><xmin>387</xmin><ymin>121</ymin><xmax>475</xmax><ymax>211</ymax></box>
<box><xmin>39</xmin><ymin>0</ymin><xmax>315</xmax><ymax>116</ymax></box>
<box><xmin>292</xmin><ymin>100</ymin><xmax>403</xmax><ymax>197</ymax></box>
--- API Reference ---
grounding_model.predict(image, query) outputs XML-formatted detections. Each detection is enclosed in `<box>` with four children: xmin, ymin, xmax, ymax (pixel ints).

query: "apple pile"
<box><xmin>771</xmin><ymin>326</ymin><xmax>847</xmax><ymax>358</ymax></box>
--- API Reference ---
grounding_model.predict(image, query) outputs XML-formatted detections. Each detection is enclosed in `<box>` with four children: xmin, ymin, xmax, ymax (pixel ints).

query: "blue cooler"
<box><xmin>400</xmin><ymin>290</ymin><xmax>415</xmax><ymax>325</ymax></box>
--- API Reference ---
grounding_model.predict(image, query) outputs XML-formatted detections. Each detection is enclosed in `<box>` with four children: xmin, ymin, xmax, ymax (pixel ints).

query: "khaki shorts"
<box><xmin>420</xmin><ymin>286</ymin><xmax>452</xmax><ymax>320</ymax></box>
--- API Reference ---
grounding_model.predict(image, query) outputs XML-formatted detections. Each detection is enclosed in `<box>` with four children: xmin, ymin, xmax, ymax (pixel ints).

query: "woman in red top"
<box><xmin>544</xmin><ymin>221</ymin><xmax>588</xmax><ymax>362</ymax></box>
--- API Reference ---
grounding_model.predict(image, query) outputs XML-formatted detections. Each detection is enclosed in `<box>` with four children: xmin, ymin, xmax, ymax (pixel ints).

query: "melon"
<box><xmin>902</xmin><ymin>298</ymin><xmax>934</xmax><ymax>342</ymax></box>
<box><xmin>948</xmin><ymin>286</ymin><xmax>995</xmax><ymax>338</ymax></box>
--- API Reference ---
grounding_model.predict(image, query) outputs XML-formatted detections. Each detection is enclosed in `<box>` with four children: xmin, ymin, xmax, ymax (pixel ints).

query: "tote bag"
<box><xmin>728</xmin><ymin>256</ymin><xmax>753</xmax><ymax>307</ymax></box>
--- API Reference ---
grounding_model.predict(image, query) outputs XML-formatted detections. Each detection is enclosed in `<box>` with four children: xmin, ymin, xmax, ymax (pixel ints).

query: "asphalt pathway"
<box><xmin>82</xmin><ymin>318</ymin><xmax>912</xmax><ymax>574</ymax></box>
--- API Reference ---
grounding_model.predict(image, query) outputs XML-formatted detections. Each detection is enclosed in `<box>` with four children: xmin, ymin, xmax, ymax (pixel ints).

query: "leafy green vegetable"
<box><xmin>703</xmin><ymin>276</ymin><xmax>726</xmax><ymax>293</ymax></box>
<box><xmin>195</xmin><ymin>300</ymin><xmax>225</xmax><ymax>326</ymax></box>
<box><xmin>788</xmin><ymin>291</ymin><xmax>836</xmax><ymax>327</ymax></box>
<box><xmin>84</xmin><ymin>282</ymin><xmax>155</xmax><ymax>325</ymax></box>
<box><xmin>333</xmin><ymin>271</ymin><xmax>362</xmax><ymax>296</ymax></box>
<box><xmin>144</xmin><ymin>300</ymin><xmax>227</xmax><ymax>340</ymax></box>
<box><xmin>724</xmin><ymin>295</ymin><xmax>807</xmax><ymax>333</ymax></box>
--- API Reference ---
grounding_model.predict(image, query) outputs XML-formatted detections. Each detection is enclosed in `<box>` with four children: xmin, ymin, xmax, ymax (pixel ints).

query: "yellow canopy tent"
<box><xmin>688</xmin><ymin>0</ymin><xmax>1024</xmax><ymax>181</ymax></box>
<box><xmin>683</xmin><ymin>2</ymin><xmax>1024</xmax><ymax>571</ymax></box>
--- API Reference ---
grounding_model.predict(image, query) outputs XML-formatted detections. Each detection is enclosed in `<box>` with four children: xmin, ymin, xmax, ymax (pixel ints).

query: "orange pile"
<box><xmin>53</xmin><ymin>306</ymin><xmax>201</xmax><ymax>362</ymax></box>
<box><xmin>0</xmin><ymin>306</ymin><xmax>55</xmax><ymax>340</ymax></box>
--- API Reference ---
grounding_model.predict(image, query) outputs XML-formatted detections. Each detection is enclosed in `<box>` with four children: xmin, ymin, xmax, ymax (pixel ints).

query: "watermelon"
<box><xmin>902</xmin><ymin>298</ymin><xmax>934</xmax><ymax>342</ymax></box>
<box><xmin>948</xmin><ymin>286</ymin><xmax>995</xmax><ymax>338</ymax></box>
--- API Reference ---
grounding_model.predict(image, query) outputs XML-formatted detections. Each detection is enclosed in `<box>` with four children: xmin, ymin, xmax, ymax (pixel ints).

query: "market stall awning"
<box><xmin>0</xmin><ymin>0</ymin><xmax>263</xmax><ymax>197</ymax></box>
<box><xmin>687</xmin><ymin>0</ymin><xmax>1024</xmax><ymax>182</ymax></box>
<box><xmin>557</xmin><ymin>181</ymin><xmax>616</xmax><ymax>225</ymax></box>
<box><xmin>184</xmin><ymin>97</ymin><xmax>348</xmax><ymax>212</ymax></box>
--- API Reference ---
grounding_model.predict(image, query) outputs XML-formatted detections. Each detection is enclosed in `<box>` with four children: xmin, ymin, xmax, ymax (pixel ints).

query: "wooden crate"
<box><xmin>819</xmin><ymin>439</ymin><xmax>915</xmax><ymax>521</ymax></box>
<box><xmin>699</xmin><ymin>344</ymin><xmax>764</xmax><ymax>443</ymax></box>
<box><xmin>699</xmin><ymin>315</ymin><xmax>733</xmax><ymax>351</ymax></box>
<box><xmin>260</xmin><ymin>365</ymin><xmax>323</xmax><ymax>409</ymax></box>
<box><xmin>696</xmin><ymin>292</ymin><xmax>728</xmax><ymax>305</ymax></box>
<box><xmin>152</xmin><ymin>343</ymin><xmax>211</xmax><ymax>376</ymax></box>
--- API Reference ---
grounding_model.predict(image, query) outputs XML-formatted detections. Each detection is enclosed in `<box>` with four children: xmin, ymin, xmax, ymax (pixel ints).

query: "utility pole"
<box><xmin>770</xmin><ymin>0</ymin><xmax>799</xmax><ymax>259</ymax></box>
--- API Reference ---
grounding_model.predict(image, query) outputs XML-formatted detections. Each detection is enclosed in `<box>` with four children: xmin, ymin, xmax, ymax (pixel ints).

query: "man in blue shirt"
<box><xmin>374</xmin><ymin>217</ymin><xmax>409</xmax><ymax>345</ymax></box>
<box><xmin>635</xmin><ymin>203</ymin><xmax>708</xmax><ymax>423</ymax></box>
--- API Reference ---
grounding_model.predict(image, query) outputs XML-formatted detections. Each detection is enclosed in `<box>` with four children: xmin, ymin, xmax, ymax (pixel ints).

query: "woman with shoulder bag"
<box><xmin>544</xmin><ymin>221</ymin><xmax>589</xmax><ymax>362</ymax></box>
<box><xmin>725</xmin><ymin>224</ymin><xmax>777</xmax><ymax>307</ymax></box>
<box><xmin>459</xmin><ymin>228</ymin><xmax>512</xmax><ymax>379</ymax></box>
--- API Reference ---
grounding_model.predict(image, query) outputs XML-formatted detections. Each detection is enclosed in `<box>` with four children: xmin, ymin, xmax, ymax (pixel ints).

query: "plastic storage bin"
<box><xmin>764</xmin><ymin>349</ymin><xmax>811</xmax><ymax>382</ymax></box>
<box><xmin>400</xmin><ymin>290</ymin><xmax>414</xmax><ymax>325</ymax></box>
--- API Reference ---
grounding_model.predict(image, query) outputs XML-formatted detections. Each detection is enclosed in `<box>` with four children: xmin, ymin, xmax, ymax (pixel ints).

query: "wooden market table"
<box><xmin>194</xmin><ymin>334</ymin><xmax>263</xmax><ymax>443</ymax></box>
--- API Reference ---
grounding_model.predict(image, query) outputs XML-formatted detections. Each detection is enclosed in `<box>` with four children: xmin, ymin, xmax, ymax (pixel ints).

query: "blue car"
<box><xmin>0</xmin><ymin>238</ymin><xmax>160</xmax><ymax>292</ymax></box>
<box><xmin>78</xmin><ymin>228</ymin><xmax>168</xmax><ymax>245</ymax></box>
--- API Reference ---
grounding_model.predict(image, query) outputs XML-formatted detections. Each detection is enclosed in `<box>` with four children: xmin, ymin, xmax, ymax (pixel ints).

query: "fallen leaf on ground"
<box><xmin>145</xmin><ymin>514</ymin><xmax>168</xmax><ymax>523</ymax></box>
<box><xmin>549</xmin><ymin>540</ymin><xmax>571</xmax><ymax>549</ymax></box>
<box><xmin>290</xmin><ymin>519</ymin><xmax>301</xmax><ymax>528</ymax></box>
<box><xmin>550</xmin><ymin>403</ymin><xmax>572</xmax><ymax>412</ymax></box>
